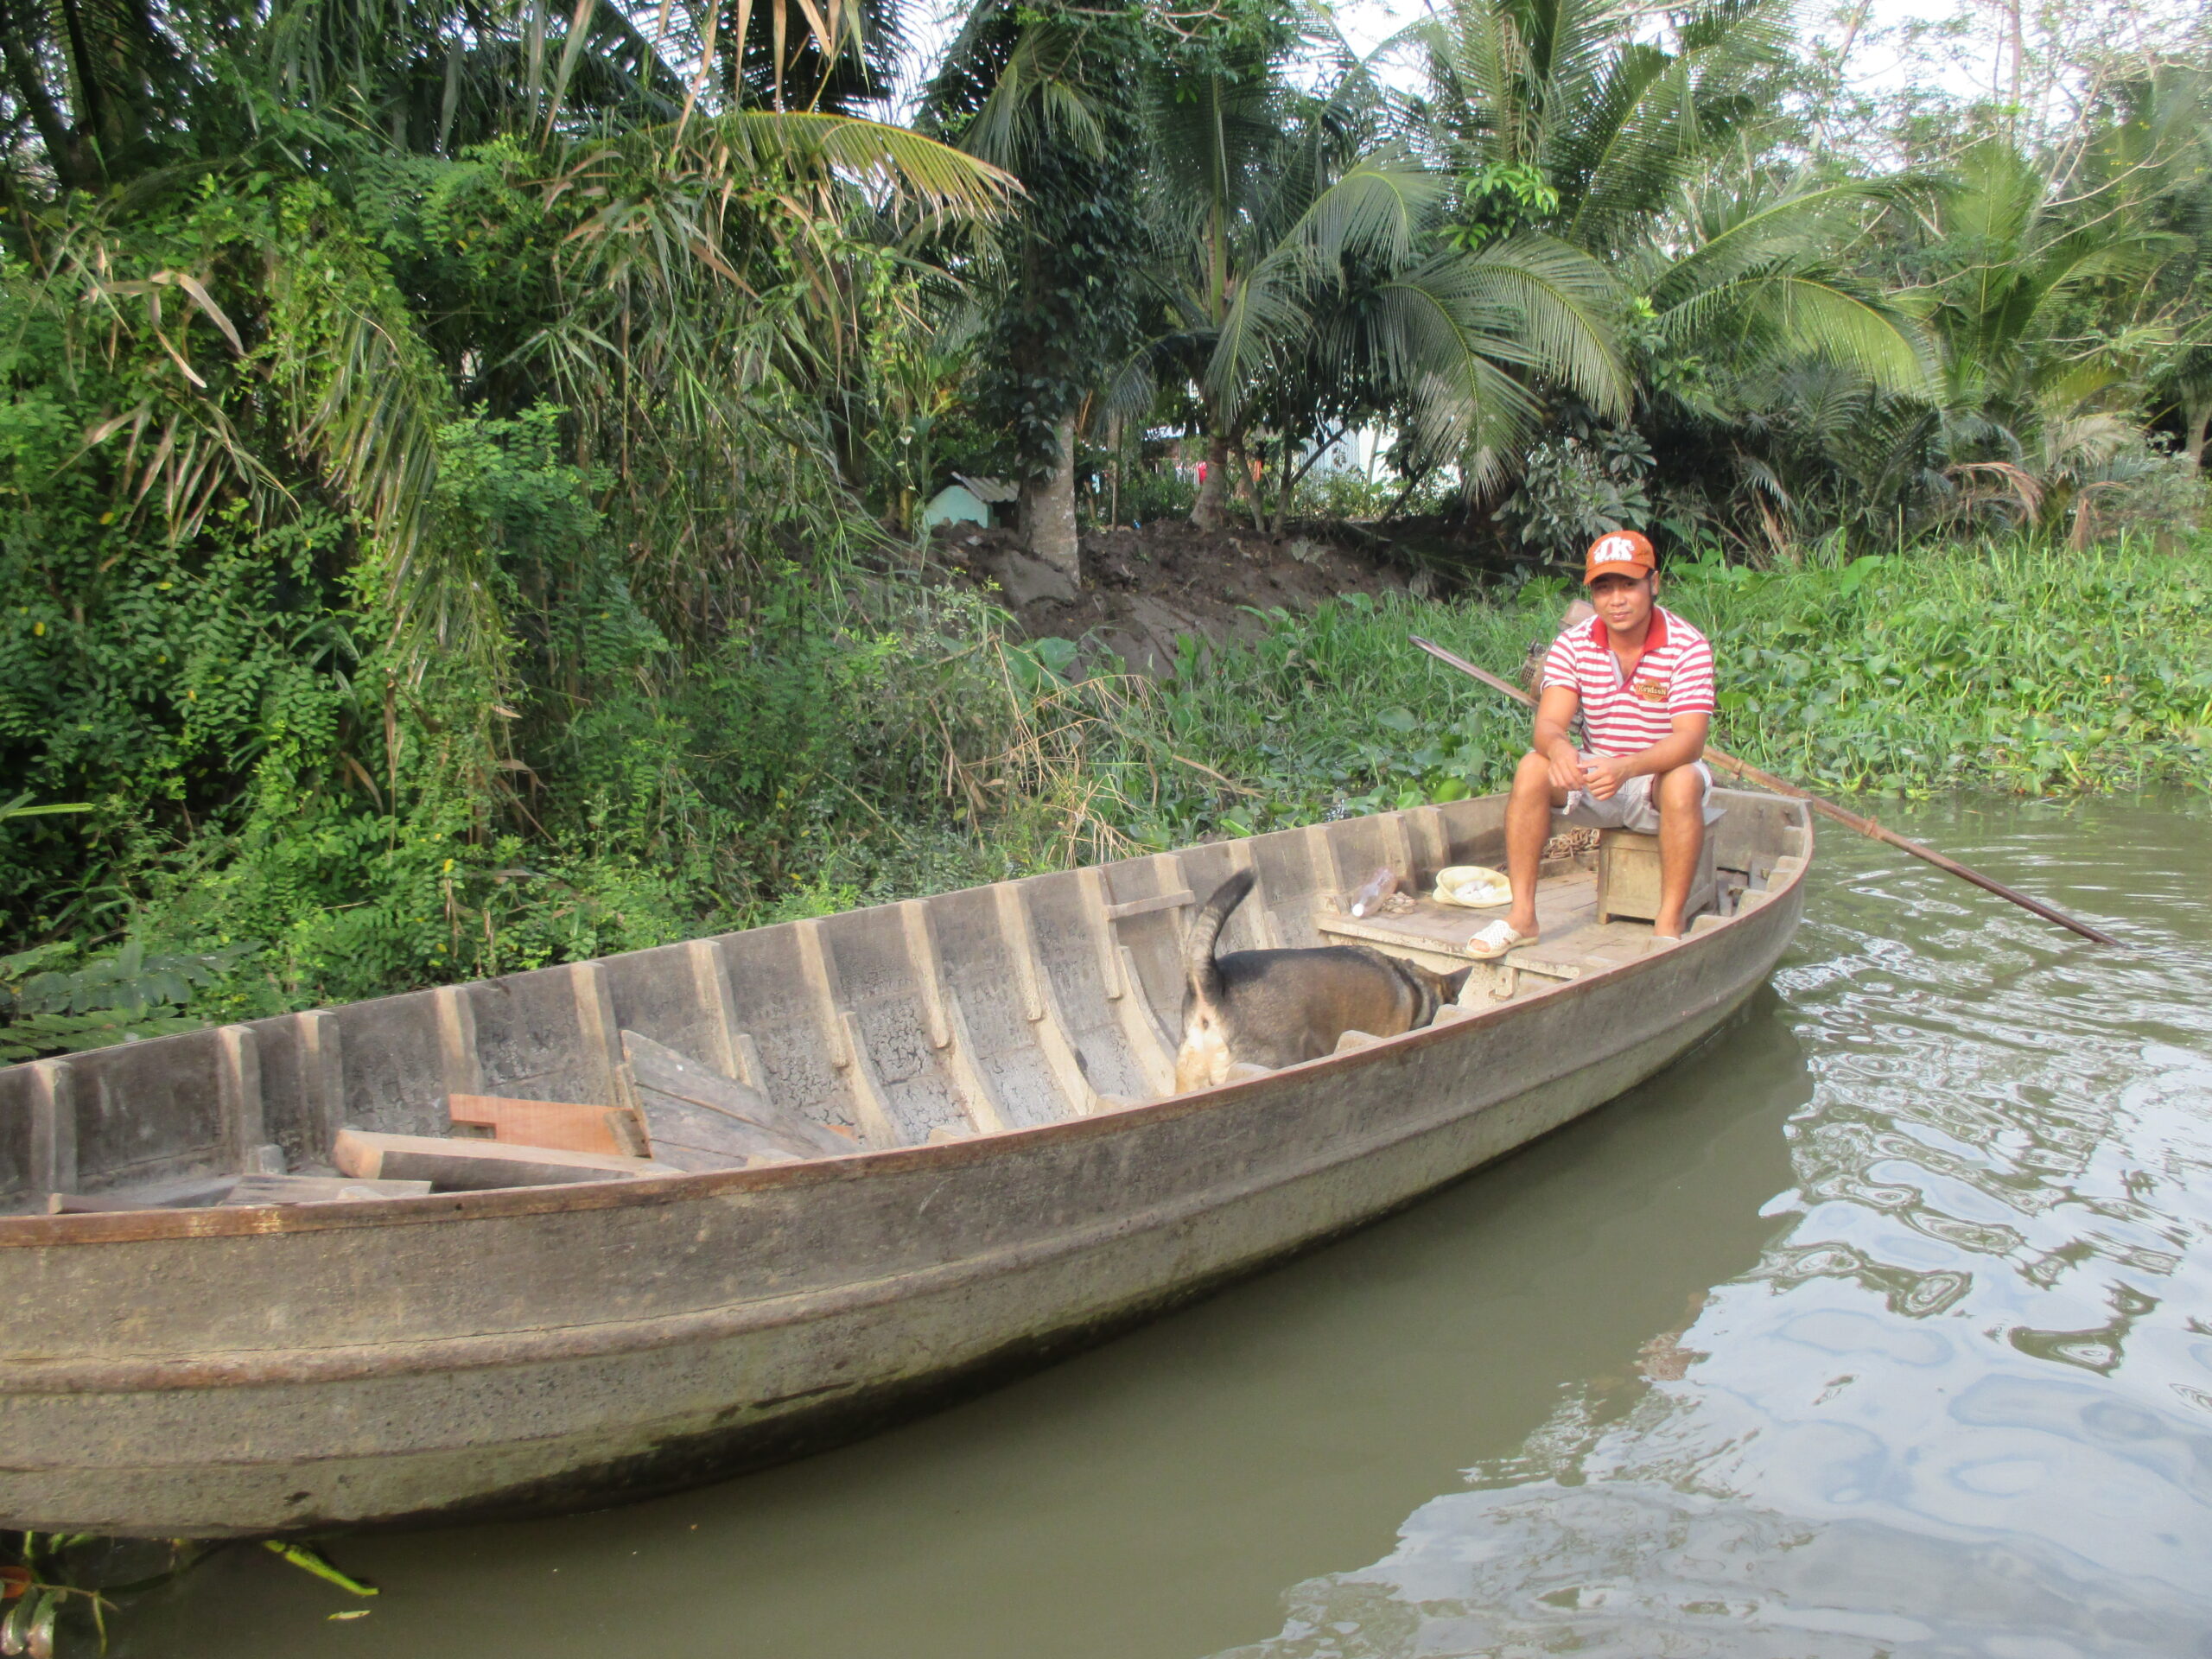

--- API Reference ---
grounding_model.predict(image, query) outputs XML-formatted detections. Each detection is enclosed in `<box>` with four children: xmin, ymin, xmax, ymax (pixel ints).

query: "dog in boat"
<box><xmin>1175</xmin><ymin>870</ymin><xmax>1471</xmax><ymax>1092</ymax></box>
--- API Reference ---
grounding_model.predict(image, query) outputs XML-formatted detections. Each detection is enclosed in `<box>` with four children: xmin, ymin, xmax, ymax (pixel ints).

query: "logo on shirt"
<box><xmin>1631</xmin><ymin>677</ymin><xmax>1669</xmax><ymax>702</ymax></box>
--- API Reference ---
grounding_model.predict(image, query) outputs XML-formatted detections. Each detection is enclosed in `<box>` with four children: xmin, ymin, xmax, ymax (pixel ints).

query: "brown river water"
<box><xmin>118</xmin><ymin>793</ymin><xmax>2212</xmax><ymax>1658</ymax></box>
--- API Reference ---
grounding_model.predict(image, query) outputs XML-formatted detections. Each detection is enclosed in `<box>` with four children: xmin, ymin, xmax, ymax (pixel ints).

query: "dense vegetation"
<box><xmin>2</xmin><ymin>0</ymin><xmax>2209</xmax><ymax>1053</ymax></box>
<box><xmin>1147</xmin><ymin>543</ymin><xmax>2212</xmax><ymax>830</ymax></box>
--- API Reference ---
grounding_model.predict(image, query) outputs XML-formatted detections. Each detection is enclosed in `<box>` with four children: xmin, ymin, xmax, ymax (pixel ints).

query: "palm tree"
<box><xmin>1</xmin><ymin>0</ymin><xmax>1015</xmax><ymax>659</ymax></box>
<box><xmin>1637</xmin><ymin>173</ymin><xmax>1927</xmax><ymax>389</ymax></box>
<box><xmin>1620</xmin><ymin>168</ymin><xmax>1936</xmax><ymax>550</ymax></box>
<box><xmin>1397</xmin><ymin>0</ymin><xmax>2003</xmax><ymax>552</ymax></box>
<box><xmin>920</xmin><ymin>0</ymin><xmax>1152</xmax><ymax>578</ymax></box>
<box><xmin>1900</xmin><ymin>138</ymin><xmax>2173</xmax><ymax>450</ymax></box>
<box><xmin>2082</xmin><ymin>67</ymin><xmax>2212</xmax><ymax>469</ymax></box>
<box><xmin>1118</xmin><ymin>23</ymin><xmax>1627</xmax><ymax>529</ymax></box>
<box><xmin>1406</xmin><ymin>0</ymin><xmax>1793</xmax><ymax>261</ymax></box>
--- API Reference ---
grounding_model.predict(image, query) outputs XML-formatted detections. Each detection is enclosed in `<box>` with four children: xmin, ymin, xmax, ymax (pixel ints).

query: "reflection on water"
<box><xmin>120</xmin><ymin>797</ymin><xmax>2212</xmax><ymax>1659</ymax></box>
<box><xmin>1222</xmin><ymin>795</ymin><xmax>2212</xmax><ymax>1659</ymax></box>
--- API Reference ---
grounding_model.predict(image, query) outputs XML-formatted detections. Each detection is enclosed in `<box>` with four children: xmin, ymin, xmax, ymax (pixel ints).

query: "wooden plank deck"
<box><xmin>1314</xmin><ymin>868</ymin><xmax>1666</xmax><ymax>995</ymax></box>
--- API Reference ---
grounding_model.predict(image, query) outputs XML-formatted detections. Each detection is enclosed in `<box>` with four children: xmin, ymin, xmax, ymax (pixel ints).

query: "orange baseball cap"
<box><xmin>1583</xmin><ymin>529</ymin><xmax>1656</xmax><ymax>584</ymax></box>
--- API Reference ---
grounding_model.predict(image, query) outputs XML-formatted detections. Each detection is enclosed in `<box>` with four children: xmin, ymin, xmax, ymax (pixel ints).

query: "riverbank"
<box><xmin>3</xmin><ymin>536</ymin><xmax>2207</xmax><ymax>1042</ymax></box>
<box><xmin>1</xmin><ymin>540</ymin><xmax>2207</xmax><ymax>1645</ymax></box>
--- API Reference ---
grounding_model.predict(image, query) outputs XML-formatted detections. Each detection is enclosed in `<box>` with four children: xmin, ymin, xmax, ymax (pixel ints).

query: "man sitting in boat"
<box><xmin>1469</xmin><ymin>529</ymin><xmax>1721</xmax><ymax>956</ymax></box>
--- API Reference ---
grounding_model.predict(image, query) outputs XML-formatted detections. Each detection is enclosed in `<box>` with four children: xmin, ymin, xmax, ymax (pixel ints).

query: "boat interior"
<box><xmin>0</xmin><ymin>791</ymin><xmax>1809</xmax><ymax>1217</ymax></box>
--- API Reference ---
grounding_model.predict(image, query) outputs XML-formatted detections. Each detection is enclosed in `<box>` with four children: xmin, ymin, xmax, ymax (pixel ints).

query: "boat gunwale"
<box><xmin>0</xmin><ymin>804</ymin><xmax>1813</xmax><ymax>1251</ymax></box>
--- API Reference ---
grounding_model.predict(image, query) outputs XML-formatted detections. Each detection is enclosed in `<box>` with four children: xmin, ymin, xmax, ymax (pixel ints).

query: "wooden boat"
<box><xmin>0</xmin><ymin>789</ymin><xmax>1810</xmax><ymax>1536</ymax></box>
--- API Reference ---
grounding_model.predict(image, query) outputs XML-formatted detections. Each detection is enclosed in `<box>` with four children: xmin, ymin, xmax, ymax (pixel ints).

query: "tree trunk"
<box><xmin>1023</xmin><ymin>414</ymin><xmax>1081</xmax><ymax>582</ymax></box>
<box><xmin>1190</xmin><ymin>431</ymin><xmax>1232</xmax><ymax>530</ymax></box>
<box><xmin>1107</xmin><ymin>415</ymin><xmax>1121</xmax><ymax>529</ymax></box>
<box><xmin>2184</xmin><ymin>400</ymin><xmax>2209</xmax><ymax>473</ymax></box>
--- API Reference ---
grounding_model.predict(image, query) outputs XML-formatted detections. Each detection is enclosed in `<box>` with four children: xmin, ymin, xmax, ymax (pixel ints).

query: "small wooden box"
<box><xmin>1594</xmin><ymin>829</ymin><xmax>1716</xmax><ymax>925</ymax></box>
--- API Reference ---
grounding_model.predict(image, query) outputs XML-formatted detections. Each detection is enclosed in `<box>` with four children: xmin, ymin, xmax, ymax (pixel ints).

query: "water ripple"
<box><xmin>1220</xmin><ymin>794</ymin><xmax>2212</xmax><ymax>1657</ymax></box>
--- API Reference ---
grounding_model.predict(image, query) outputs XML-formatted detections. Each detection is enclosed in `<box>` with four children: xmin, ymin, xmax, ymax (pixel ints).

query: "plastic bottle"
<box><xmin>1348</xmin><ymin>867</ymin><xmax>1399</xmax><ymax>918</ymax></box>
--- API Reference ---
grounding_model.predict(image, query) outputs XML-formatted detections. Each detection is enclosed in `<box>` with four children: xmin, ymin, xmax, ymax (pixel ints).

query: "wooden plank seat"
<box><xmin>448</xmin><ymin>1093</ymin><xmax>646</xmax><ymax>1156</ymax></box>
<box><xmin>1314</xmin><ymin>869</ymin><xmax>1606</xmax><ymax>977</ymax></box>
<box><xmin>442</xmin><ymin>1037</ymin><xmax>848</xmax><ymax>1178</ymax></box>
<box><xmin>620</xmin><ymin>1031</ymin><xmax>855</xmax><ymax>1164</ymax></box>
<box><xmin>1313</xmin><ymin>868</ymin><xmax>1685</xmax><ymax>1002</ymax></box>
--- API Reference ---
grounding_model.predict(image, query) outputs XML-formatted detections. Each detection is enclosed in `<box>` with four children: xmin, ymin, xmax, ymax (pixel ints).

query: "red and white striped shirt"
<box><xmin>1540</xmin><ymin>607</ymin><xmax>1716</xmax><ymax>756</ymax></box>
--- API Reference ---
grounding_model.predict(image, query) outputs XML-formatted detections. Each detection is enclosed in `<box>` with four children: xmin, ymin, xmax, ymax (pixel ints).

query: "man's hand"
<box><xmin>1580</xmin><ymin>752</ymin><xmax>1634</xmax><ymax>800</ymax></box>
<box><xmin>1545</xmin><ymin>741</ymin><xmax>1589</xmax><ymax>792</ymax></box>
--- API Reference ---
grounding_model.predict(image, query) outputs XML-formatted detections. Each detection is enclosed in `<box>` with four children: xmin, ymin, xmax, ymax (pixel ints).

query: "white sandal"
<box><xmin>1465</xmin><ymin>918</ymin><xmax>1533</xmax><ymax>960</ymax></box>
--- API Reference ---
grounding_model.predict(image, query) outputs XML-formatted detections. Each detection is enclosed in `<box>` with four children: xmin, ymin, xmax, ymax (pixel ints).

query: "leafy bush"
<box><xmin>2066</xmin><ymin>448</ymin><xmax>2211</xmax><ymax>549</ymax></box>
<box><xmin>1497</xmin><ymin>429</ymin><xmax>1656</xmax><ymax>561</ymax></box>
<box><xmin>0</xmin><ymin>940</ymin><xmax>256</xmax><ymax>1062</ymax></box>
<box><xmin>1294</xmin><ymin>469</ymin><xmax>1413</xmax><ymax>522</ymax></box>
<box><xmin>1109</xmin><ymin>465</ymin><xmax>1198</xmax><ymax>524</ymax></box>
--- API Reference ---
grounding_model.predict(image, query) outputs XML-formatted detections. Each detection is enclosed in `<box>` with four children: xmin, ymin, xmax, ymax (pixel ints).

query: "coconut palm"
<box><xmin>1397</xmin><ymin>0</ymin><xmax>2017</xmax><ymax>549</ymax></box>
<box><xmin>1629</xmin><ymin>138</ymin><xmax>2175</xmax><ymax>551</ymax></box>
<box><xmin>1892</xmin><ymin>140</ymin><xmax>2182</xmax><ymax>446</ymax></box>
<box><xmin>2083</xmin><ymin>67</ymin><xmax>2212</xmax><ymax>467</ymax></box>
<box><xmin>1117</xmin><ymin>24</ymin><xmax>1628</xmax><ymax>528</ymax></box>
<box><xmin>1637</xmin><ymin>174</ymin><xmax>1929</xmax><ymax>396</ymax></box>
<box><xmin>1405</xmin><ymin>0</ymin><xmax>1794</xmax><ymax>260</ymax></box>
<box><xmin>919</xmin><ymin>0</ymin><xmax>1154</xmax><ymax>577</ymax></box>
<box><xmin>1614</xmin><ymin>168</ymin><xmax>1937</xmax><ymax>550</ymax></box>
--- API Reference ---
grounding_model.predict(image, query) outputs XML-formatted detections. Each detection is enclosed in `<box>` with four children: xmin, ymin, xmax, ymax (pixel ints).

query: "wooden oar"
<box><xmin>1408</xmin><ymin>634</ymin><xmax>2121</xmax><ymax>947</ymax></box>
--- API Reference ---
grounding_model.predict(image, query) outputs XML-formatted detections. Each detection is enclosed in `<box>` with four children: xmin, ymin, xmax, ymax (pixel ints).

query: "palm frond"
<box><xmin>955</xmin><ymin>23</ymin><xmax>1108</xmax><ymax>169</ymax></box>
<box><xmin>1286</xmin><ymin>151</ymin><xmax>1445</xmax><ymax>271</ymax></box>
<box><xmin>1451</xmin><ymin>232</ymin><xmax>1630</xmax><ymax>414</ymax></box>
<box><xmin>1145</xmin><ymin>46</ymin><xmax>1288</xmax><ymax>224</ymax></box>
<box><xmin>1362</xmin><ymin>270</ymin><xmax>1547</xmax><ymax>472</ymax></box>
<box><xmin>1202</xmin><ymin>242</ymin><xmax>1314</xmax><ymax>423</ymax></box>
<box><xmin>1648</xmin><ymin>180</ymin><xmax>1885</xmax><ymax>309</ymax></box>
<box><xmin>1560</xmin><ymin>0</ymin><xmax>1789</xmax><ymax>251</ymax></box>
<box><xmin>693</xmin><ymin>111</ymin><xmax>1020</xmax><ymax>220</ymax></box>
<box><xmin>1670</xmin><ymin>269</ymin><xmax>1932</xmax><ymax>393</ymax></box>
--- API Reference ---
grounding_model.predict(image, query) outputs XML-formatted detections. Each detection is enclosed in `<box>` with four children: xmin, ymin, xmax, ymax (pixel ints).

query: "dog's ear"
<box><xmin>1440</xmin><ymin>966</ymin><xmax>1473</xmax><ymax>1003</ymax></box>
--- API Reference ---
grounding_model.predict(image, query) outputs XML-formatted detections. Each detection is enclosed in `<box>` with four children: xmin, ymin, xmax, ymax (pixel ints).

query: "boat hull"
<box><xmin>0</xmin><ymin>849</ymin><xmax>1802</xmax><ymax>1535</ymax></box>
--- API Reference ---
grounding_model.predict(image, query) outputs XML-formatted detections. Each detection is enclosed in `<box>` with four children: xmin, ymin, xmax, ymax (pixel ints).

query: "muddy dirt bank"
<box><xmin>927</xmin><ymin>519</ymin><xmax>1455</xmax><ymax>672</ymax></box>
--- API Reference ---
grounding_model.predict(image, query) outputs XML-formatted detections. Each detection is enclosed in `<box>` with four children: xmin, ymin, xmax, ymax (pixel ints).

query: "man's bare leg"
<box><xmin>1505</xmin><ymin>750</ymin><xmax>1564</xmax><ymax>941</ymax></box>
<box><xmin>1652</xmin><ymin>763</ymin><xmax>1707</xmax><ymax>938</ymax></box>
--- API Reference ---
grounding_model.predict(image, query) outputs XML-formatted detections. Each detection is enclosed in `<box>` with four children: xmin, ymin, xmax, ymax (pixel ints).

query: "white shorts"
<box><xmin>1562</xmin><ymin>760</ymin><xmax>1722</xmax><ymax>836</ymax></box>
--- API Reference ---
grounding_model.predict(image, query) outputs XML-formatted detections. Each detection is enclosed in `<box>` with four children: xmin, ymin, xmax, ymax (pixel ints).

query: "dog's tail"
<box><xmin>1184</xmin><ymin>869</ymin><xmax>1255</xmax><ymax>1008</ymax></box>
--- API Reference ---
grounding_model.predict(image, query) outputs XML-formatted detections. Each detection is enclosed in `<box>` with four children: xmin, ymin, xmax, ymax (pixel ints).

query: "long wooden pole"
<box><xmin>1408</xmin><ymin>634</ymin><xmax>2121</xmax><ymax>948</ymax></box>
